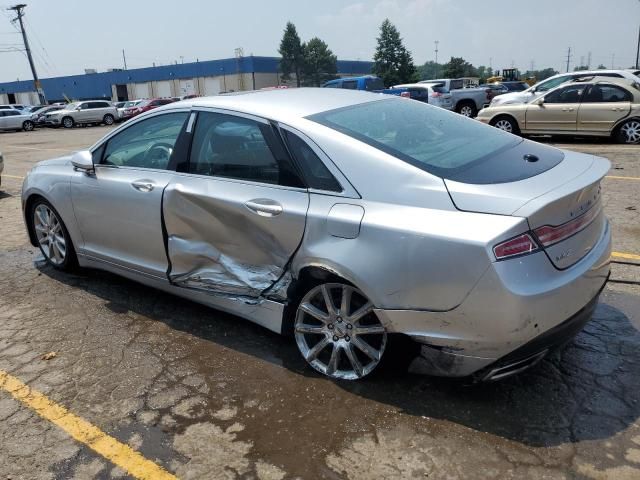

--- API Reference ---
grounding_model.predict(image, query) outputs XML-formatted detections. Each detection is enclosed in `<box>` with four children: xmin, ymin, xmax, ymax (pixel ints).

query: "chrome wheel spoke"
<box><xmin>326</xmin><ymin>344</ymin><xmax>341</xmax><ymax>376</ymax></box>
<box><xmin>355</xmin><ymin>324</ymin><xmax>385</xmax><ymax>335</ymax></box>
<box><xmin>352</xmin><ymin>336</ymin><xmax>381</xmax><ymax>361</ymax></box>
<box><xmin>298</xmin><ymin>302</ymin><xmax>330</xmax><ymax>324</ymax></box>
<box><xmin>321</xmin><ymin>284</ymin><xmax>337</xmax><ymax>316</ymax></box>
<box><xmin>344</xmin><ymin>344</ymin><xmax>364</xmax><ymax>377</ymax></box>
<box><xmin>295</xmin><ymin>323</ymin><xmax>325</xmax><ymax>334</ymax></box>
<box><xmin>305</xmin><ymin>336</ymin><xmax>330</xmax><ymax>362</ymax></box>
<box><xmin>348</xmin><ymin>302</ymin><xmax>373</xmax><ymax>323</ymax></box>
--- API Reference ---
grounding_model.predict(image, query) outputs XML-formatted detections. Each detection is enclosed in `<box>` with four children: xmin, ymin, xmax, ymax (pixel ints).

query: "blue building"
<box><xmin>0</xmin><ymin>56</ymin><xmax>373</xmax><ymax>105</ymax></box>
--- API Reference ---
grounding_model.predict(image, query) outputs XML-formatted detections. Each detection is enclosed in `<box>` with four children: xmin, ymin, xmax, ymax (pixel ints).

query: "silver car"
<box><xmin>21</xmin><ymin>89</ymin><xmax>611</xmax><ymax>381</ymax></box>
<box><xmin>0</xmin><ymin>109</ymin><xmax>35</xmax><ymax>131</ymax></box>
<box><xmin>44</xmin><ymin>100</ymin><xmax>117</xmax><ymax>128</ymax></box>
<box><xmin>393</xmin><ymin>83</ymin><xmax>454</xmax><ymax>110</ymax></box>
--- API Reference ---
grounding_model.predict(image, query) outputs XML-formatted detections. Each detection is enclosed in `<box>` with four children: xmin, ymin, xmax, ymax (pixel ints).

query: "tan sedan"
<box><xmin>477</xmin><ymin>77</ymin><xmax>640</xmax><ymax>143</ymax></box>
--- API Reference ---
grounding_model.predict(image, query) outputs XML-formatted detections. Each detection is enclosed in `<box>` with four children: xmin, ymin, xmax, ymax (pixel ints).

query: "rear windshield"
<box><xmin>308</xmin><ymin>98</ymin><xmax>520</xmax><ymax>177</ymax></box>
<box><xmin>365</xmin><ymin>77</ymin><xmax>385</xmax><ymax>91</ymax></box>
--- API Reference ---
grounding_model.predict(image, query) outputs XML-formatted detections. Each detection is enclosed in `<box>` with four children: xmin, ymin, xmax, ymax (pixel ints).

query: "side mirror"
<box><xmin>71</xmin><ymin>150</ymin><xmax>94</xmax><ymax>173</ymax></box>
<box><xmin>534</xmin><ymin>98</ymin><xmax>545</xmax><ymax>106</ymax></box>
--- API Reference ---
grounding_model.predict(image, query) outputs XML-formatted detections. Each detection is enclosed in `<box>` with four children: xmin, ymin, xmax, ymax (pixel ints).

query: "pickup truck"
<box><xmin>322</xmin><ymin>75</ymin><xmax>386</xmax><ymax>91</ymax></box>
<box><xmin>418</xmin><ymin>78</ymin><xmax>492</xmax><ymax>117</ymax></box>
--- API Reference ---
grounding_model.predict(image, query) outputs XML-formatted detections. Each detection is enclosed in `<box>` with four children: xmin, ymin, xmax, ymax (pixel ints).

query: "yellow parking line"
<box><xmin>2</xmin><ymin>174</ymin><xmax>25</xmax><ymax>180</ymax></box>
<box><xmin>612</xmin><ymin>251</ymin><xmax>640</xmax><ymax>261</ymax></box>
<box><xmin>605</xmin><ymin>175</ymin><xmax>640</xmax><ymax>181</ymax></box>
<box><xmin>0</xmin><ymin>369</ymin><xmax>177</xmax><ymax>480</ymax></box>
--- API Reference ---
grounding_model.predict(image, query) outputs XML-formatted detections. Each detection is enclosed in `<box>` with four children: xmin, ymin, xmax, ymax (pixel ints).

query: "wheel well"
<box><xmin>281</xmin><ymin>266</ymin><xmax>352</xmax><ymax>336</ymax></box>
<box><xmin>613</xmin><ymin>116</ymin><xmax>640</xmax><ymax>134</ymax></box>
<box><xmin>62</xmin><ymin>115</ymin><xmax>73</xmax><ymax>123</ymax></box>
<box><xmin>490</xmin><ymin>113</ymin><xmax>519</xmax><ymax>128</ymax></box>
<box><xmin>24</xmin><ymin>193</ymin><xmax>45</xmax><ymax>247</ymax></box>
<box><xmin>455</xmin><ymin>99</ymin><xmax>474</xmax><ymax>110</ymax></box>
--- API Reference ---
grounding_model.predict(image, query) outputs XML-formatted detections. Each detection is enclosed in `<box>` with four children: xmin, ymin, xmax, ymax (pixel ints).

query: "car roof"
<box><xmin>164</xmin><ymin>88</ymin><xmax>386</xmax><ymax>122</ymax></box>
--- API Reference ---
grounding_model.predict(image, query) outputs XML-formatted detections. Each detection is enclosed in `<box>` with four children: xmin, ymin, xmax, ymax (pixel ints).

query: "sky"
<box><xmin>0</xmin><ymin>0</ymin><xmax>638</xmax><ymax>83</ymax></box>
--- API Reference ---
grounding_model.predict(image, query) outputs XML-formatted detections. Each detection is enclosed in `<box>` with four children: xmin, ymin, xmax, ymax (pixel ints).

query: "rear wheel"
<box><xmin>491</xmin><ymin>115</ymin><xmax>520</xmax><ymax>135</ymax></box>
<box><xmin>615</xmin><ymin>119</ymin><xmax>640</xmax><ymax>144</ymax></box>
<box><xmin>22</xmin><ymin>120</ymin><xmax>34</xmax><ymax>131</ymax></box>
<box><xmin>294</xmin><ymin>283</ymin><xmax>387</xmax><ymax>380</ymax></box>
<box><xmin>103</xmin><ymin>114</ymin><xmax>115</xmax><ymax>126</ymax></box>
<box><xmin>62</xmin><ymin>116</ymin><xmax>74</xmax><ymax>129</ymax></box>
<box><xmin>30</xmin><ymin>198</ymin><xmax>77</xmax><ymax>271</ymax></box>
<box><xmin>456</xmin><ymin>101</ymin><xmax>477</xmax><ymax>118</ymax></box>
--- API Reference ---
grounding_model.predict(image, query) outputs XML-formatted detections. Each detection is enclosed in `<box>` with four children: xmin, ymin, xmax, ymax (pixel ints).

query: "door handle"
<box><xmin>244</xmin><ymin>199</ymin><xmax>283</xmax><ymax>217</ymax></box>
<box><xmin>131</xmin><ymin>180</ymin><xmax>155</xmax><ymax>192</ymax></box>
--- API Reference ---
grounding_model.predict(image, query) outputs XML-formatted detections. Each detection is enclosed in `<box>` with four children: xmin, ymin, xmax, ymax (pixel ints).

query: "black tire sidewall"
<box><xmin>103</xmin><ymin>114</ymin><xmax>114</xmax><ymax>125</ymax></box>
<box><xmin>23</xmin><ymin>121</ymin><xmax>34</xmax><ymax>131</ymax></box>
<box><xmin>62</xmin><ymin>117</ymin><xmax>74</xmax><ymax>128</ymax></box>
<box><xmin>30</xmin><ymin>199</ymin><xmax>77</xmax><ymax>271</ymax></box>
<box><xmin>457</xmin><ymin>102</ymin><xmax>477</xmax><ymax>117</ymax></box>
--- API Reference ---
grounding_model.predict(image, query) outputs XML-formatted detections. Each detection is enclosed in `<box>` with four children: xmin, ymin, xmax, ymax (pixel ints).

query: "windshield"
<box><xmin>309</xmin><ymin>98</ymin><xmax>521</xmax><ymax>179</ymax></box>
<box><xmin>64</xmin><ymin>102</ymin><xmax>79</xmax><ymax>110</ymax></box>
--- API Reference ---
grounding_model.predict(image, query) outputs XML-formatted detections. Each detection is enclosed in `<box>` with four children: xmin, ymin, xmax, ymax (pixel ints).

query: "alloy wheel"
<box><xmin>621</xmin><ymin>120</ymin><xmax>640</xmax><ymax>144</ymax></box>
<box><xmin>23</xmin><ymin>121</ymin><xmax>34</xmax><ymax>131</ymax></box>
<box><xmin>294</xmin><ymin>283</ymin><xmax>387</xmax><ymax>380</ymax></box>
<box><xmin>63</xmin><ymin>117</ymin><xmax>73</xmax><ymax>128</ymax></box>
<box><xmin>494</xmin><ymin>119</ymin><xmax>513</xmax><ymax>133</ymax></box>
<box><xmin>33</xmin><ymin>204</ymin><xmax>66</xmax><ymax>265</ymax></box>
<box><xmin>460</xmin><ymin>105</ymin><xmax>474</xmax><ymax>117</ymax></box>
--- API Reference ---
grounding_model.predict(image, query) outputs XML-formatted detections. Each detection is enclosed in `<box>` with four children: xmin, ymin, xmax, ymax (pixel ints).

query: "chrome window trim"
<box><xmin>191</xmin><ymin>106</ymin><xmax>270</xmax><ymax>124</ymax></box>
<box><xmin>170</xmin><ymin>170</ymin><xmax>309</xmax><ymax>194</ymax></box>
<box><xmin>277</xmin><ymin>123</ymin><xmax>360</xmax><ymax>199</ymax></box>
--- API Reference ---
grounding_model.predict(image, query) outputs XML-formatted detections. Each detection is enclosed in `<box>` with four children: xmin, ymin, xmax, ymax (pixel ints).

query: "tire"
<box><xmin>456</xmin><ymin>101</ymin><xmax>477</xmax><ymax>118</ymax></box>
<box><xmin>62</xmin><ymin>116</ymin><xmax>74</xmax><ymax>129</ymax></box>
<box><xmin>293</xmin><ymin>282</ymin><xmax>387</xmax><ymax>380</ymax></box>
<box><xmin>29</xmin><ymin>198</ymin><xmax>78</xmax><ymax>271</ymax></box>
<box><xmin>103</xmin><ymin>114</ymin><xmax>114</xmax><ymax>126</ymax></box>
<box><xmin>22</xmin><ymin>120</ymin><xmax>34</xmax><ymax>132</ymax></box>
<box><xmin>490</xmin><ymin>115</ymin><xmax>521</xmax><ymax>135</ymax></box>
<box><xmin>615</xmin><ymin>119</ymin><xmax>640</xmax><ymax>144</ymax></box>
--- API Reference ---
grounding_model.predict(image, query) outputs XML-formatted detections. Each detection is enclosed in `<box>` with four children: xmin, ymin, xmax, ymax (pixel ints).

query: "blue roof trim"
<box><xmin>0</xmin><ymin>56</ymin><xmax>373</xmax><ymax>101</ymax></box>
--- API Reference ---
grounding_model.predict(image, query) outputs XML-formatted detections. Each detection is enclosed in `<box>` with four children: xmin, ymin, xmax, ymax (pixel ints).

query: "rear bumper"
<box><xmin>375</xmin><ymin>218</ymin><xmax>611</xmax><ymax>378</ymax></box>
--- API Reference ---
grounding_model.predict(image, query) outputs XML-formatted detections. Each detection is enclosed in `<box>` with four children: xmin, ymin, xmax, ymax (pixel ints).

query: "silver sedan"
<box><xmin>21</xmin><ymin>89</ymin><xmax>611</xmax><ymax>381</ymax></box>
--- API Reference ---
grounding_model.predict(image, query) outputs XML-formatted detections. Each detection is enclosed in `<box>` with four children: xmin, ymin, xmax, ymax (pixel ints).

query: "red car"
<box><xmin>122</xmin><ymin>98</ymin><xmax>175</xmax><ymax>120</ymax></box>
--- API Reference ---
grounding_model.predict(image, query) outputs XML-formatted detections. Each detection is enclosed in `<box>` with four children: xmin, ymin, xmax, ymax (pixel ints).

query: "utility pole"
<box><xmin>565</xmin><ymin>47</ymin><xmax>571</xmax><ymax>72</ymax></box>
<box><xmin>611</xmin><ymin>53</ymin><xmax>615</xmax><ymax>69</ymax></box>
<box><xmin>636</xmin><ymin>24</ymin><xmax>640</xmax><ymax>69</ymax></box>
<box><xmin>8</xmin><ymin>4</ymin><xmax>45</xmax><ymax>104</ymax></box>
<box><xmin>587</xmin><ymin>51</ymin><xmax>592</xmax><ymax>70</ymax></box>
<box><xmin>122</xmin><ymin>49</ymin><xmax>127</xmax><ymax>70</ymax></box>
<box><xmin>433</xmin><ymin>40</ymin><xmax>439</xmax><ymax>78</ymax></box>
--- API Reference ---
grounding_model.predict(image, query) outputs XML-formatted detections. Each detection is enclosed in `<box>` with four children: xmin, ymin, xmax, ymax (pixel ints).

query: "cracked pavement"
<box><xmin>0</xmin><ymin>128</ymin><xmax>639</xmax><ymax>479</ymax></box>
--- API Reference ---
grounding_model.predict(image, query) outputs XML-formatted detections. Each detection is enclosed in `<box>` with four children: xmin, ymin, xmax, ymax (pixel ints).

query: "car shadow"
<box><xmin>38</xmin><ymin>263</ymin><xmax>640</xmax><ymax>448</ymax></box>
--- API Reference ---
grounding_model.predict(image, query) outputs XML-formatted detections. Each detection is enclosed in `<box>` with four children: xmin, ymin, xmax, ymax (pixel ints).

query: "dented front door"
<box><xmin>163</xmin><ymin>177</ymin><xmax>308</xmax><ymax>297</ymax></box>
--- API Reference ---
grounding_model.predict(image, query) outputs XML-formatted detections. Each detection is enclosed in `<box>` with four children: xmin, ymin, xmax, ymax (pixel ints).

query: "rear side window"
<box><xmin>188</xmin><ymin>112</ymin><xmax>303</xmax><ymax>187</ymax></box>
<box><xmin>342</xmin><ymin>80</ymin><xmax>358</xmax><ymax>90</ymax></box>
<box><xmin>283</xmin><ymin>130</ymin><xmax>341</xmax><ymax>192</ymax></box>
<box><xmin>365</xmin><ymin>77</ymin><xmax>385</xmax><ymax>91</ymax></box>
<box><xmin>583</xmin><ymin>84</ymin><xmax>632</xmax><ymax>102</ymax></box>
<box><xmin>431</xmin><ymin>86</ymin><xmax>448</xmax><ymax>94</ymax></box>
<box><xmin>449</xmin><ymin>79</ymin><xmax>463</xmax><ymax>90</ymax></box>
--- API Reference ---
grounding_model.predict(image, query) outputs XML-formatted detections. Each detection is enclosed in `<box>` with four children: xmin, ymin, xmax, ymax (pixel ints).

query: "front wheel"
<box><xmin>103</xmin><ymin>114</ymin><xmax>115</xmax><ymax>126</ymax></box>
<box><xmin>62</xmin><ymin>116</ymin><xmax>74</xmax><ymax>129</ymax></box>
<box><xmin>22</xmin><ymin>120</ymin><xmax>34</xmax><ymax>131</ymax></box>
<box><xmin>615</xmin><ymin>119</ymin><xmax>640</xmax><ymax>144</ymax></box>
<box><xmin>491</xmin><ymin>116</ymin><xmax>520</xmax><ymax>135</ymax></box>
<box><xmin>456</xmin><ymin>102</ymin><xmax>477</xmax><ymax>118</ymax></box>
<box><xmin>294</xmin><ymin>283</ymin><xmax>387</xmax><ymax>380</ymax></box>
<box><xmin>30</xmin><ymin>199</ymin><xmax>77</xmax><ymax>271</ymax></box>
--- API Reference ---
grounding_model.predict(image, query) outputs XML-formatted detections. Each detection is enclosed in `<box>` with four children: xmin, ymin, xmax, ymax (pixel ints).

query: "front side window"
<box><xmin>365</xmin><ymin>77</ymin><xmax>385</xmax><ymax>91</ymax></box>
<box><xmin>342</xmin><ymin>80</ymin><xmax>358</xmax><ymax>90</ymax></box>
<box><xmin>543</xmin><ymin>85</ymin><xmax>586</xmax><ymax>103</ymax></box>
<box><xmin>102</xmin><ymin>112</ymin><xmax>189</xmax><ymax>169</ymax></box>
<box><xmin>536</xmin><ymin>75</ymin><xmax>570</xmax><ymax>92</ymax></box>
<box><xmin>582</xmin><ymin>84</ymin><xmax>632</xmax><ymax>103</ymax></box>
<box><xmin>188</xmin><ymin>112</ymin><xmax>303</xmax><ymax>187</ymax></box>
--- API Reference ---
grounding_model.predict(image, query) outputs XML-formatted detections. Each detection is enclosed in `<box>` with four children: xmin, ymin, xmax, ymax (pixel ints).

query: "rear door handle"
<box><xmin>131</xmin><ymin>180</ymin><xmax>155</xmax><ymax>192</ymax></box>
<box><xmin>245</xmin><ymin>199</ymin><xmax>283</xmax><ymax>217</ymax></box>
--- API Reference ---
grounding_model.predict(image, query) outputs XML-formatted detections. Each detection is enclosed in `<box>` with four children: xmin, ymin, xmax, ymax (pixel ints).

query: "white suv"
<box><xmin>490</xmin><ymin>69</ymin><xmax>640</xmax><ymax>106</ymax></box>
<box><xmin>44</xmin><ymin>100</ymin><xmax>117</xmax><ymax>128</ymax></box>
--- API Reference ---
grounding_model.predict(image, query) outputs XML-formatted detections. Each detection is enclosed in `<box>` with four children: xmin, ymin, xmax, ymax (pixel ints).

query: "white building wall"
<box><xmin>0</xmin><ymin>93</ymin><xmax>8</xmax><ymax>104</ymax></box>
<box><xmin>16</xmin><ymin>91</ymin><xmax>39</xmax><ymax>105</ymax></box>
<box><xmin>133</xmin><ymin>82</ymin><xmax>151</xmax><ymax>99</ymax></box>
<box><xmin>202</xmin><ymin>77</ymin><xmax>221</xmax><ymax>95</ymax></box>
<box><xmin>154</xmin><ymin>81</ymin><xmax>172</xmax><ymax>98</ymax></box>
<box><xmin>178</xmin><ymin>79</ymin><xmax>196</xmax><ymax>96</ymax></box>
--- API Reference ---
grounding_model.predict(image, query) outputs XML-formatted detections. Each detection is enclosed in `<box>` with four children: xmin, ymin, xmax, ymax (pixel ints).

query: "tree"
<box><xmin>523</xmin><ymin>67</ymin><xmax>558</xmax><ymax>81</ymax></box>
<box><xmin>301</xmin><ymin>37</ymin><xmax>338</xmax><ymax>86</ymax></box>
<box><xmin>279</xmin><ymin>22</ymin><xmax>304</xmax><ymax>87</ymax></box>
<box><xmin>417</xmin><ymin>61</ymin><xmax>442</xmax><ymax>80</ymax></box>
<box><xmin>574</xmin><ymin>65</ymin><xmax>589</xmax><ymax>71</ymax></box>
<box><xmin>597</xmin><ymin>64</ymin><xmax>607</xmax><ymax>69</ymax></box>
<box><xmin>372</xmin><ymin>19</ymin><xmax>417</xmax><ymax>86</ymax></box>
<box><xmin>442</xmin><ymin>57</ymin><xmax>475</xmax><ymax>78</ymax></box>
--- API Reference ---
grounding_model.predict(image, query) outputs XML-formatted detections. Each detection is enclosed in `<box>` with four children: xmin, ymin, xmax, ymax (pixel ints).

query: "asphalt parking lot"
<box><xmin>0</xmin><ymin>127</ymin><xmax>639</xmax><ymax>479</ymax></box>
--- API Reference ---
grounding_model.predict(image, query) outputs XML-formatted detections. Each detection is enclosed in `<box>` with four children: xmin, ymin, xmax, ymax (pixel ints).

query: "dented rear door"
<box><xmin>163</xmin><ymin>109</ymin><xmax>309</xmax><ymax>298</ymax></box>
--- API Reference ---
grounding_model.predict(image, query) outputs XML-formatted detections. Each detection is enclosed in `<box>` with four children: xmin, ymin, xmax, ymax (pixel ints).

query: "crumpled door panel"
<box><xmin>162</xmin><ymin>178</ymin><xmax>308</xmax><ymax>298</ymax></box>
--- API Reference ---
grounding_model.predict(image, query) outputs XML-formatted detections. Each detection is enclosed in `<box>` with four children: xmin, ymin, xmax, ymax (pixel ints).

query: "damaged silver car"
<box><xmin>22</xmin><ymin>89</ymin><xmax>611</xmax><ymax>381</ymax></box>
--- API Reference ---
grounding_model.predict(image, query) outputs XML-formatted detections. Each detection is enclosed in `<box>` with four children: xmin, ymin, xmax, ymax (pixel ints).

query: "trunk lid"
<box><xmin>445</xmin><ymin>149</ymin><xmax>610</xmax><ymax>268</ymax></box>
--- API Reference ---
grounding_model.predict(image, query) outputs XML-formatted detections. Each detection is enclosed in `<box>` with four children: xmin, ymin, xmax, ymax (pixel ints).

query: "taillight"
<box><xmin>400</xmin><ymin>91</ymin><xmax>411</xmax><ymax>98</ymax></box>
<box><xmin>493</xmin><ymin>234</ymin><xmax>539</xmax><ymax>260</ymax></box>
<box><xmin>533</xmin><ymin>206</ymin><xmax>600</xmax><ymax>247</ymax></box>
<box><xmin>431</xmin><ymin>92</ymin><xmax>442</xmax><ymax>97</ymax></box>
